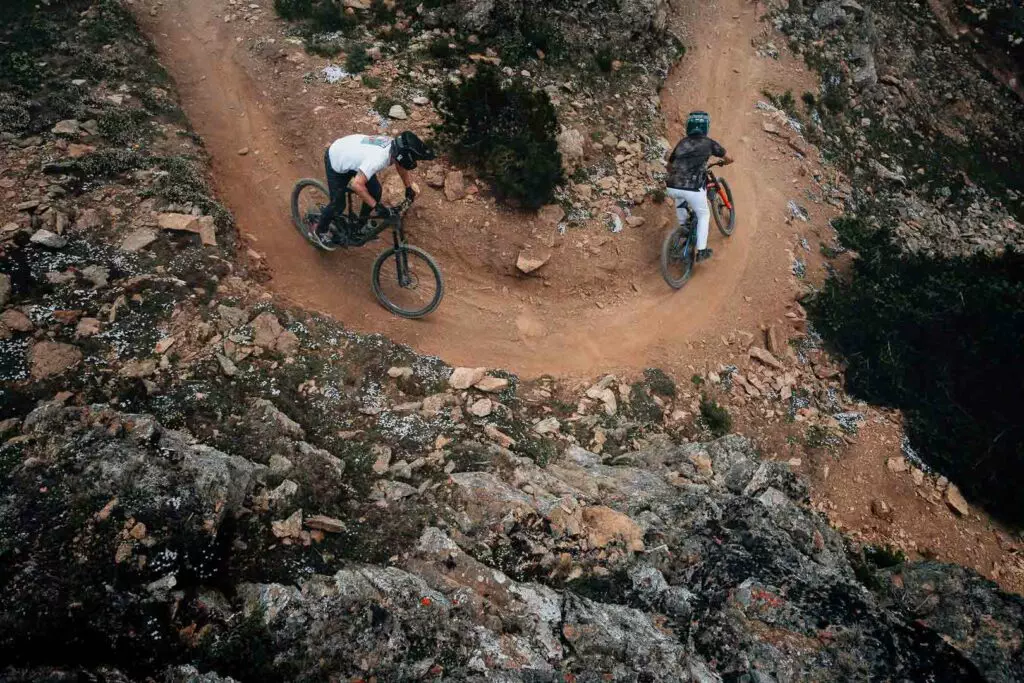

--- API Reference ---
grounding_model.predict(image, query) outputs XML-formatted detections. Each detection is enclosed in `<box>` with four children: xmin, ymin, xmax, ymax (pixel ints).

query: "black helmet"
<box><xmin>393</xmin><ymin>131</ymin><xmax>435</xmax><ymax>170</ymax></box>
<box><xmin>686</xmin><ymin>111</ymin><xmax>710</xmax><ymax>136</ymax></box>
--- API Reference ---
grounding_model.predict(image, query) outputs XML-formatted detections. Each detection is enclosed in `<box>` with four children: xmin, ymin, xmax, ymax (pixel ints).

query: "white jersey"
<box><xmin>327</xmin><ymin>134</ymin><xmax>392</xmax><ymax>179</ymax></box>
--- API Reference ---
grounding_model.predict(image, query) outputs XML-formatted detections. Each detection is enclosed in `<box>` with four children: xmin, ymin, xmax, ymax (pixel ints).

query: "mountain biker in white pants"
<box><xmin>666</xmin><ymin>111</ymin><xmax>733</xmax><ymax>262</ymax></box>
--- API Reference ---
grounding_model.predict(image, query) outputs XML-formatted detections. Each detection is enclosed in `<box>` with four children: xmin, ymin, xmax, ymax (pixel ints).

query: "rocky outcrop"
<box><xmin>4</xmin><ymin>403</ymin><xmax>1019</xmax><ymax>680</ymax></box>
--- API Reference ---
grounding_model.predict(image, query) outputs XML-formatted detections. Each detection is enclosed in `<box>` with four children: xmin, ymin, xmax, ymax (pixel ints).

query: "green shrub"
<box><xmin>428</xmin><ymin>37</ymin><xmax>461</xmax><ymax>68</ymax></box>
<box><xmin>642</xmin><ymin>368</ymin><xmax>676</xmax><ymax>398</ymax></box>
<box><xmin>345</xmin><ymin>43</ymin><xmax>370</xmax><ymax>74</ymax></box>
<box><xmin>810</xmin><ymin>224</ymin><xmax>1024</xmax><ymax>527</ymax></box>
<box><xmin>97</xmin><ymin>108</ymin><xmax>151</xmax><ymax>145</ymax></box>
<box><xmin>434</xmin><ymin>66</ymin><xmax>563</xmax><ymax>209</ymax></box>
<box><xmin>372</xmin><ymin>94</ymin><xmax>397</xmax><ymax>117</ymax></box>
<box><xmin>699</xmin><ymin>396</ymin><xmax>732</xmax><ymax>437</ymax></box>
<box><xmin>594</xmin><ymin>47</ymin><xmax>614</xmax><ymax>73</ymax></box>
<box><xmin>274</xmin><ymin>0</ymin><xmax>312</xmax><ymax>20</ymax></box>
<box><xmin>361</xmin><ymin>74</ymin><xmax>381</xmax><ymax>89</ymax></box>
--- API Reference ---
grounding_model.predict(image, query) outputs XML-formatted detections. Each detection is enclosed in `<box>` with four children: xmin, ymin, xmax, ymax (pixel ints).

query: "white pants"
<box><xmin>667</xmin><ymin>187</ymin><xmax>710</xmax><ymax>250</ymax></box>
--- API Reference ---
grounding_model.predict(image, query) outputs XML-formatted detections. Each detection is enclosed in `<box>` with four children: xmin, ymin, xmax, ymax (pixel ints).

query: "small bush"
<box><xmin>274</xmin><ymin>0</ymin><xmax>313</xmax><ymax>20</ymax></box>
<box><xmin>595</xmin><ymin>47</ymin><xmax>614</xmax><ymax>73</ymax></box>
<box><xmin>306</xmin><ymin>36</ymin><xmax>343</xmax><ymax>57</ymax></box>
<box><xmin>434</xmin><ymin>66</ymin><xmax>563</xmax><ymax>209</ymax></box>
<box><xmin>372</xmin><ymin>94</ymin><xmax>397</xmax><ymax>117</ymax></box>
<box><xmin>428</xmin><ymin>37</ymin><xmax>461</xmax><ymax>68</ymax></box>
<box><xmin>361</xmin><ymin>74</ymin><xmax>381</xmax><ymax>89</ymax></box>
<box><xmin>699</xmin><ymin>396</ymin><xmax>732</xmax><ymax>437</ymax></box>
<box><xmin>97</xmin><ymin>108</ymin><xmax>151</xmax><ymax>145</ymax></box>
<box><xmin>345</xmin><ymin>43</ymin><xmax>370</xmax><ymax>74</ymax></box>
<box><xmin>642</xmin><ymin>368</ymin><xmax>676</xmax><ymax>398</ymax></box>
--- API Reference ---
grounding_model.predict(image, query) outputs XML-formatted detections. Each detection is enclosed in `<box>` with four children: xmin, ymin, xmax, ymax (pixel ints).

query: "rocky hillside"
<box><xmin>2</xmin><ymin>0</ymin><xmax>1024</xmax><ymax>681</ymax></box>
<box><xmin>767</xmin><ymin>0</ymin><xmax>1024</xmax><ymax>529</ymax></box>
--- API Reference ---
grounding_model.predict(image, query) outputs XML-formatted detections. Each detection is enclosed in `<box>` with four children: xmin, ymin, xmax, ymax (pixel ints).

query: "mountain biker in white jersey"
<box><xmin>314</xmin><ymin>130</ymin><xmax>435</xmax><ymax>245</ymax></box>
<box><xmin>666</xmin><ymin>111</ymin><xmax>734</xmax><ymax>262</ymax></box>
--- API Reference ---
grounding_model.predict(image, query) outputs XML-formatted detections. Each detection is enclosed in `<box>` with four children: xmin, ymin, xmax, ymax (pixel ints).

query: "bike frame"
<box><xmin>337</xmin><ymin>190</ymin><xmax>415</xmax><ymax>287</ymax></box>
<box><xmin>706</xmin><ymin>165</ymin><xmax>733</xmax><ymax>211</ymax></box>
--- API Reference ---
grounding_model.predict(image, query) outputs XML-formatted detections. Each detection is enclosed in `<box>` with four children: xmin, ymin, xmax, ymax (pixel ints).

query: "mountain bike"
<box><xmin>290</xmin><ymin>178</ymin><xmax>444</xmax><ymax>318</ymax></box>
<box><xmin>660</xmin><ymin>161</ymin><xmax>736</xmax><ymax>289</ymax></box>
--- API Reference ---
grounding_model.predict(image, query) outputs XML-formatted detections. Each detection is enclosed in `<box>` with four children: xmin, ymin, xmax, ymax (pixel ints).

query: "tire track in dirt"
<box><xmin>138</xmin><ymin>0</ymin><xmax>815</xmax><ymax>378</ymax></box>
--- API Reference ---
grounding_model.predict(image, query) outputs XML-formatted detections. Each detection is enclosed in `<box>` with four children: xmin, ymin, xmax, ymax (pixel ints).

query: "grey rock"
<box><xmin>0</xmin><ymin>273</ymin><xmax>11</xmax><ymax>308</ymax></box>
<box><xmin>812</xmin><ymin>0</ymin><xmax>846</xmax><ymax>28</ymax></box>
<box><xmin>120</xmin><ymin>227</ymin><xmax>158</xmax><ymax>252</ymax></box>
<box><xmin>29</xmin><ymin>229</ymin><xmax>67</xmax><ymax>248</ymax></box>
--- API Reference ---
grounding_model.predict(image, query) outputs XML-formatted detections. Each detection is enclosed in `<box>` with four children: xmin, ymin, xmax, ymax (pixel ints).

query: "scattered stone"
<box><xmin>371</xmin><ymin>445</ymin><xmax>393</xmax><ymax>474</ymax></box>
<box><xmin>534</xmin><ymin>416</ymin><xmax>560</xmax><ymax>434</ymax></box>
<box><xmin>216</xmin><ymin>353</ymin><xmax>238</xmax><ymax>376</ymax></box>
<box><xmin>0</xmin><ymin>274</ymin><xmax>10</xmax><ymax>308</ymax></box>
<box><xmin>51</xmin><ymin>119</ymin><xmax>80</xmax><ymax>136</ymax></box>
<box><xmin>474</xmin><ymin>376</ymin><xmax>509</xmax><ymax>393</ymax></box>
<box><xmin>388</xmin><ymin>104</ymin><xmax>408</xmax><ymax>120</ymax></box>
<box><xmin>424</xmin><ymin>166</ymin><xmax>445</xmax><ymax>188</ymax></box>
<box><xmin>304</xmin><ymin>515</ymin><xmax>346</xmax><ymax>533</ymax></box>
<box><xmin>81</xmin><ymin>265</ymin><xmax>109</xmax><ymax>289</ymax></box>
<box><xmin>585</xmin><ymin>386</ymin><xmax>618</xmax><ymax>416</ymax></box>
<box><xmin>120</xmin><ymin>228</ymin><xmax>158</xmax><ymax>252</ymax></box>
<box><xmin>271</xmin><ymin>509</ymin><xmax>303</xmax><ymax>539</ymax></box>
<box><xmin>157</xmin><ymin>212</ymin><xmax>216</xmax><ymax>246</ymax></box>
<box><xmin>449</xmin><ymin>366</ymin><xmax>486</xmax><ymax>390</ymax></box>
<box><xmin>0</xmin><ymin>309</ymin><xmax>33</xmax><ymax>333</ymax></box>
<box><xmin>516</xmin><ymin>247</ymin><xmax>551</xmax><ymax>274</ymax></box>
<box><xmin>75</xmin><ymin>317</ymin><xmax>101</xmax><ymax>337</ymax></box>
<box><xmin>443</xmin><ymin>170</ymin><xmax>466</xmax><ymax>201</ymax></box>
<box><xmin>268</xmin><ymin>454</ymin><xmax>294</xmax><ymax>476</ymax></box>
<box><xmin>468</xmin><ymin>398</ymin><xmax>493</xmax><ymax>417</ymax></box>
<box><xmin>556</xmin><ymin>127</ymin><xmax>585</xmax><ymax>174</ymax></box>
<box><xmin>250</xmin><ymin>312</ymin><xmax>299</xmax><ymax>354</ymax></box>
<box><xmin>119</xmin><ymin>359</ymin><xmax>158</xmax><ymax>379</ymax></box>
<box><xmin>154</xmin><ymin>337</ymin><xmax>176</xmax><ymax>354</ymax></box>
<box><xmin>30</xmin><ymin>229</ymin><xmax>67</xmax><ymax>249</ymax></box>
<box><xmin>420</xmin><ymin>393</ymin><xmax>448</xmax><ymax>417</ymax></box>
<box><xmin>945</xmin><ymin>484</ymin><xmax>970</xmax><ymax>516</ymax></box>
<box><xmin>29</xmin><ymin>341</ymin><xmax>83</xmax><ymax>380</ymax></box>
<box><xmin>582</xmin><ymin>506</ymin><xmax>644</xmax><ymax>552</ymax></box>
<box><xmin>237</xmin><ymin>147</ymin><xmax>250</xmax><ymax>155</ymax></box>
<box><xmin>884</xmin><ymin>456</ymin><xmax>909</xmax><ymax>473</ymax></box>
<box><xmin>871</xmin><ymin>498</ymin><xmax>894</xmax><ymax>522</ymax></box>
<box><xmin>412</xmin><ymin>96</ymin><xmax>430</xmax><ymax>106</ymax></box>
<box><xmin>387</xmin><ymin>366</ymin><xmax>414</xmax><ymax>379</ymax></box>
<box><xmin>749</xmin><ymin>346</ymin><xmax>784</xmax><ymax>369</ymax></box>
<box><xmin>66</xmin><ymin>143</ymin><xmax>95</xmax><ymax>158</ymax></box>
<box><xmin>483</xmin><ymin>424</ymin><xmax>516</xmax><ymax>448</ymax></box>
<box><xmin>75</xmin><ymin>208</ymin><xmax>103</xmax><ymax>230</ymax></box>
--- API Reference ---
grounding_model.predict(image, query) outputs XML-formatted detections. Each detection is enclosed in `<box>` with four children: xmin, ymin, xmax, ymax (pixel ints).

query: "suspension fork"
<box><xmin>708</xmin><ymin>171</ymin><xmax>733</xmax><ymax>210</ymax></box>
<box><xmin>392</xmin><ymin>224</ymin><xmax>410</xmax><ymax>287</ymax></box>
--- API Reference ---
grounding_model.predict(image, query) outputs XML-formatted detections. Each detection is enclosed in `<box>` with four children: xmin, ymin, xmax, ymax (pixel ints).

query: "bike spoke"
<box><xmin>376</xmin><ymin>249</ymin><xmax>439</xmax><ymax>313</ymax></box>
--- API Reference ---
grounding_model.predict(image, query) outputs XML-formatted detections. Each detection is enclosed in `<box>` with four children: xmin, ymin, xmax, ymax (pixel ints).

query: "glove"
<box><xmin>405</xmin><ymin>187</ymin><xmax>417</xmax><ymax>202</ymax></box>
<box><xmin>373</xmin><ymin>203</ymin><xmax>398</xmax><ymax>218</ymax></box>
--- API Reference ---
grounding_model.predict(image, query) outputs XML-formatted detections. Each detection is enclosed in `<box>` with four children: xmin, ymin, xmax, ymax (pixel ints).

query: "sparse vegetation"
<box><xmin>699</xmin><ymin>395</ymin><xmax>732</xmax><ymax>437</ymax></box>
<box><xmin>345</xmin><ymin>43</ymin><xmax>371</xmax><ymax>74</ymax></box>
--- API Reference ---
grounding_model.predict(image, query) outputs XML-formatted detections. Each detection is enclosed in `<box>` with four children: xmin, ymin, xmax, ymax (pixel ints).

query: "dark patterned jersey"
<box><xmin>666</xmin><ymin>134</ymin><xmax>727</xmax><ymax>191</ymax></box>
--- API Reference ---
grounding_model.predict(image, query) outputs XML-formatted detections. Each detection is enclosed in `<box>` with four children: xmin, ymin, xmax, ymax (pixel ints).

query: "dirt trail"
<box><xmin>139</xmin><ymin>0</ymin><xmax>818</xmax><ymax>378</ymax></box>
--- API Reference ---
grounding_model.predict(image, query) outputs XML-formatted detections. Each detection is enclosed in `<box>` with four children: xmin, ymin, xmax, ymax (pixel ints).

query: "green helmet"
<box><xmin>686</xmin><ymin>111</ymin><xmax>710</xmax><ymax>136</ymax></box>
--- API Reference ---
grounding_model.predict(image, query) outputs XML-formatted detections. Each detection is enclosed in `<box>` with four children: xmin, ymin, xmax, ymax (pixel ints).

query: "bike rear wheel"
<box><xmin>371</xmin><ymin>244</ymin><xmax>444</xmax><ymax>318</ymax></box>
<box><xmin>290</xmin><ymin>178</ymin><xmax>339</xmax><ymax>252</ymax></box>
<box><xmin>660</xmin><ymin>223</ymin><xmax>696</xmax><ymax>289</ymax></box>
<box><xmin>711</xmin><ymin>177</ymin><xmax>736</xmax><ymax>236</ymax></box>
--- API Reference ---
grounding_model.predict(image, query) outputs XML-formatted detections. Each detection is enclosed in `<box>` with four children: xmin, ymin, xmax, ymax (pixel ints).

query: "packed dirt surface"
<box><xmin>137</xmin><ymin>0</ymin><xmax>826</xmax><ymax>379</ymax></box>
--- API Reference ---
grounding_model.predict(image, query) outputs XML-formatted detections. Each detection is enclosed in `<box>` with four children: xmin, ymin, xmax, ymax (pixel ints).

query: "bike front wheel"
<box><xmin>290</xmin><ymin>178</ymin><xmax>339</xmax><ymax>252</ymax></box>
<box><xmin>660</xmin><ymin>224</ymin><xmax>696</xmax><ymax>289</ymax></box>
<box><xmin>371</xmin><ymin>244</ymin><xmax>444</xmax><ymax>318</ymax></box>
<box><xmin>711</xmin><ymin>177</ymin><xmax>736</xmax><ymax>236</ymax></box>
